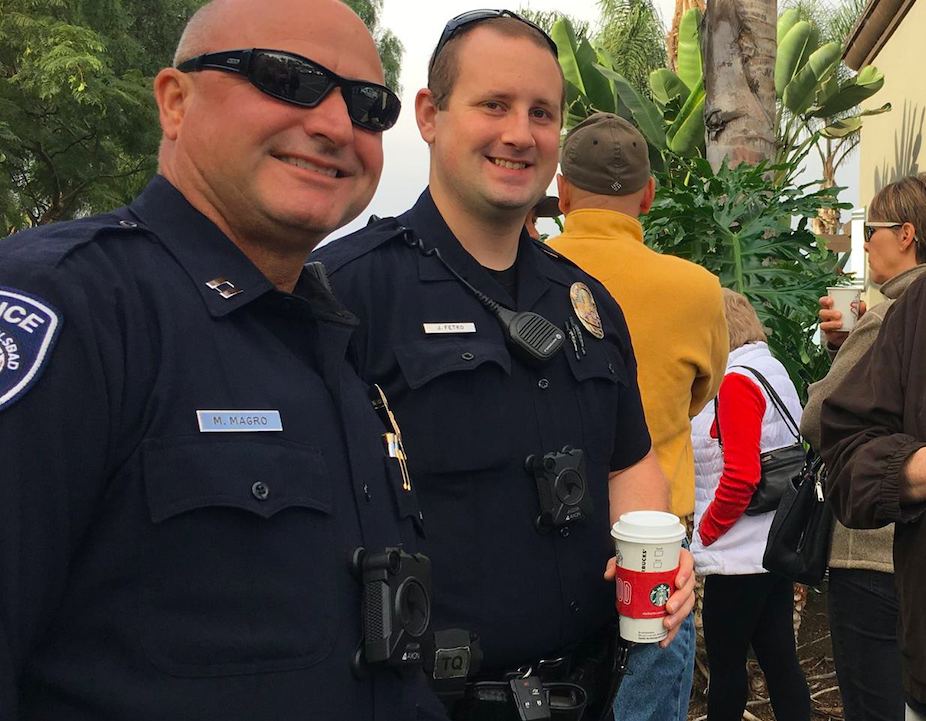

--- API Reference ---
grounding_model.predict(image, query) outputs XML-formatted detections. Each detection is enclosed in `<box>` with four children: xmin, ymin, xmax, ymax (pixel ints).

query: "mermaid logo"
<box><xmin>650</xmin><ymin>583</ymin><xmax>671</xmax><ymax>608</ymax></box>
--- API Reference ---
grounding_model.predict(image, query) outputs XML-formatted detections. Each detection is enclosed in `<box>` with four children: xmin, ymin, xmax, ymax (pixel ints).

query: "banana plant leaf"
<box><xmin>595</xmin><ymin>64</ymin><xmax>667</xmax><ymax>149</ymax></box>
<box><xmin>820</xmin><ymin>103</ymin><xmax>892</xmax><ymax>138</ymax></box>
<box><xmin>820</xmin><ymin>117</ymin><xmax>862</xmax><ymax>138</ymax></box>
<box><xmin>552</xmin><ymin>18</ymin><xmax>615</xmax><ymax>114</ymax></box>
<box><xmin>677</xmin><ymin>8</ymin><xmax>703</xmax><ymax>91</ymax></box>
<box><xmin>783</xmin><ymin>41</ymin><xmax>842</xmax><ymax>115</ymax></box>
<box><xmin>775</xmin><ymin>21</ymin><xmax>819</xmax><ymax>98</ymax></box>
<box><xmin>665</xmin><ymin>77</ymin><xmax>705</xmax><ymax>155</ymax></box>
<box><xmin>809</xmin><ymin>66</ymin><xmax>885</xmax><ymax>118</ymax></box>
<box><xmin>777</xmin><ymin>8</ymin><xmax>801</xmax><ymax>46</ymax></box>
<box><xmin>650</xmin><ymin>68</ymin><xmax>690</xmax><ymax>111</ymax></box>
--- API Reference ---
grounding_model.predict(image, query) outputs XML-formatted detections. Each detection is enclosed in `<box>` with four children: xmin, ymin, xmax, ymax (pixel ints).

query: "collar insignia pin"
<box><xmin>206</xmin><ymin>277</ymin><xmax>243</xmax><ymax>299</ymax></box>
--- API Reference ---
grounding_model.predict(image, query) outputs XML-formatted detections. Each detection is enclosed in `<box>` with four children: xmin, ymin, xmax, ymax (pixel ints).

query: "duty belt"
<box><xmin>438</xmin><ymin>622</ymin><xmax>630</xmax><ymax>721</ymax></box>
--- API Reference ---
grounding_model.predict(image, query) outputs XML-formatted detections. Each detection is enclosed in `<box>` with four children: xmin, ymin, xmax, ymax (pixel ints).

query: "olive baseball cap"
<box><xmin>560</xmin><ymin>112</ymin><xmax>650</xmax><ymax>196</ymax></box>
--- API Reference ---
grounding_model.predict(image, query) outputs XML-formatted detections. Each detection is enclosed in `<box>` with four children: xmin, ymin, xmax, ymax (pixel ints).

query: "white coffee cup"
<box><xmin>827</xmin><ymin>286</ymin><xmax>863</xmax><ymax>332</ymax></box>
<box><xmin>611</xmin><ymin>511</ymin><xmax>686</xmax><ymax>643</ymax></box>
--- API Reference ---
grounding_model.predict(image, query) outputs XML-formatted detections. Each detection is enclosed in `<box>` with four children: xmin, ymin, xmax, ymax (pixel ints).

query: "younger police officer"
<box><xmin>0</xmin><ymin>0</ymin><xmax>445</xmax><ymax>719</ymax></box>
<box><xmin>313</xmin><ymin>10</ymin><xmax>696</xmax><ymax>720</ymax></box>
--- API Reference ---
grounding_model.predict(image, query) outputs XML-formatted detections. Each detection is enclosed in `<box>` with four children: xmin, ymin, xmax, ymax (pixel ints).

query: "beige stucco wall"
<box><xmin>858</xmin><ymin>1</ymin><xmax>926</xmax><ymax>203</ymax></box>
<box><xmin>856</xmin><ymin>0</ymin><xmax>925</xmax><ymax>301</ymax></box>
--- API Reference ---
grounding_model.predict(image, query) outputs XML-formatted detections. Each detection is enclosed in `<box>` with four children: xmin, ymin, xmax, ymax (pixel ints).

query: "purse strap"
<box><xmin>714</xmin><ymin>365</ymin><xmax>802</xmax><ymax>447</ymax></box>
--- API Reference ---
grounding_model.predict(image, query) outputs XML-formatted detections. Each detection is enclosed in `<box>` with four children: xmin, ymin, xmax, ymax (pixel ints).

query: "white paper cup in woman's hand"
<box><xmin>826</xmin><ymin>286</ymin><xmax>863</xmax><ymax>331</ymax></box>
<box><xmin>611</xmin><ymin>511</ymin><xmax>687</xmax><ymax>643</ymax></box>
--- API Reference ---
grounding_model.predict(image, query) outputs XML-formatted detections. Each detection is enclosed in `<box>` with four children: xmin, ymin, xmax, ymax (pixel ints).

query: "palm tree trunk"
<box><xmin>702</xmin><ymin>0</ymin><xmax>777</xmax><ymax>170</ymax></box>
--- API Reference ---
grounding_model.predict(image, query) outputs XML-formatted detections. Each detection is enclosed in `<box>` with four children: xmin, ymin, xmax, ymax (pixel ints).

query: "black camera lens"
<box><xmin>555</xmin><ymin>468</ymin><xmax>586</xmax><ymax>505</ymax></box>
<box><xmin>396</xmin><ymin>578</ymin><xmax>430</xmax><ymax>637</ymax></box>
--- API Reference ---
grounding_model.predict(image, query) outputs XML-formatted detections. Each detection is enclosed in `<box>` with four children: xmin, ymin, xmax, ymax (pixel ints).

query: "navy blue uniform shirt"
<box><xmin>313</xmin><ymin>190</ymin><xmax>652</xmax><ymax>671</ymax></box>
<box><xmin>0</xmin><ymin>176</ymin><xmax>444</xmax><ymax>721</ymax></box>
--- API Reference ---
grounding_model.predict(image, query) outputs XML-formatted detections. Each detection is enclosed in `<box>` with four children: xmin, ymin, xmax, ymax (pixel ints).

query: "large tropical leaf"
<box><xmin>649</xmin><ymin>68</ymin><xmax>690</xmax><ymax>111</ymax></box>
<box><xmin>666</xmin><ymin>78</ymin><xmax>706</xmax><ymax>155</ymax></box>
<box><xmin>820</xmin><ymin>117</ymin><xmax>862</xmax><ymax>138</ymax></box>
<box><xmin>595</xmin><ymin>64</ymin><xmax>667</xmax><ymax>149</ymax></box>
<box><xmin>552</xmin><ymin>18</ymin><xmax>615</xmax><ymax>114</ymax></box>
<box><xmin>820</xmin><ymin>102</ymin><xmax>891</xmax><ymax>137</ymax></box>
<box><xmin>809</xmin><ymin>65</ymin><xmax>885</xmax><ymax>118</ymax></box>
<box><xmin>782</xmin><ymin>41</ymin><xmax>842</xmax><ymax>114</ymax></box>
<box><xmin>777</xmin><ymin>8</ymin><xmax>801</xmax><ymax>45</ymax></box>
<box><xmin>677</xmin><ymin>8</ymin><xmax>703</xmax><ymax>91</ymax></box>
<box><xmin>775</xmin><ymin>21</ymin><xmax>819</xmax><ymax>98</ymax></box>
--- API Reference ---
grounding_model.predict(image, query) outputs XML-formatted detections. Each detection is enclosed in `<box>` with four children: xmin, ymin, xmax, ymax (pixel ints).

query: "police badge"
<box><xmin>569</xmin><ymin>282</ymin><xmax>604</xmax><ymax>339</ymax></box>
<box><xmin>0</xmin><ymin>287</ymin><xmax>61</xmax><ymax>410</ymax></box>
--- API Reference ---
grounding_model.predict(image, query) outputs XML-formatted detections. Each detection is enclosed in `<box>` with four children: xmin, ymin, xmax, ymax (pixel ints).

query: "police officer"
<box><xmin>313</xmin><ymin>10</ymin><xmax>696</xmax><ymax>720</ymax></box>
<box><xmin>0</xmin><ymin>0</ymin><xmax>445</xmax><ymax>719</ymax></box>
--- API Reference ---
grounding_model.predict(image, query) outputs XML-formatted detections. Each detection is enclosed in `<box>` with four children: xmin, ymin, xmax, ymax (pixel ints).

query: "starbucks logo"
<box><xmin>650</xmin><ymin>583</ymin><xmax>671</xmax><ymax>607</ymax></box>
<box><xmin>615</xmin><ymin>549</ymin><xmax>623</xmax><ymax>567</ymax></box>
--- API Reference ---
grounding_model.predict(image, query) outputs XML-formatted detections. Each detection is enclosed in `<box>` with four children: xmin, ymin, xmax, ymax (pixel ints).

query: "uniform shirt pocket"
<box><xmin>139</xmin><ymin>436</ymin><xmax>337</xmax><ymax>677</ymax></box>
<box><xmin>565</xmin><ymin>343</ymin><xmax>628</xmax><ymax>466</ymax></box>
<box><xmin>394</xmin><ymin>339</ymin><xmax>514</xmax><ymax>474</ymax></box>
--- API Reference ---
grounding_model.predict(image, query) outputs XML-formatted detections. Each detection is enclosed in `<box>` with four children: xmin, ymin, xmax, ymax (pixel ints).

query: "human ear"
<box><xmin>415</xmin><ymin>88</ymin><xmax>439</xmax><ymax>145</ymax></box>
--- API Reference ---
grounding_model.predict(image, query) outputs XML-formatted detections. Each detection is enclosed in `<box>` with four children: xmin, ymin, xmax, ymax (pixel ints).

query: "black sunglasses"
<box><xmin>177</xmin><ymin>49</ymin><xmax>401</xmax><ymax>132</ymax></box>
<box><xmin>863</xmin><ymin>221</ymin><xmax>903</xmax><ymax>241</ymax></box>
<box><xmin>430</xmin><ymin>9</ymin><xmax>559</xmax><ymax>71</ymax></box>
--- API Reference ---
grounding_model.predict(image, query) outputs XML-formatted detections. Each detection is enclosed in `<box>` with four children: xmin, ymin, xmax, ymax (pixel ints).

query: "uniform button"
<box><xmin>608</xmin><ymin>363</ymin><xmax>615</xmax><ymax>374</ymax></box>
<box><xmin>569</xmin><ymin>601</ymin><xmax>580</xmax><ymax>613</ymax></box>
<box><xmin>538</xmin><ymin>378</ymin><xmax>550</xmax><ymax>389</ymax></box>
<box><xmin>118</xmin><ymin>220</ymin><xmax>137</xmax><ymax>228</ymax></box>
<box><xmin>251</xmin><ymin>481</ymin><xmax>270</xmax><ymax>500</ymax></box>
<box><xmin>560</xmin><ymin>526</ymin><xmax>570</xmax><ymax>538</ymax></box>
<box><xmin>461</xmin><ymin>352</ymin><xmax>475</xmax><ymax>361</ymax></box>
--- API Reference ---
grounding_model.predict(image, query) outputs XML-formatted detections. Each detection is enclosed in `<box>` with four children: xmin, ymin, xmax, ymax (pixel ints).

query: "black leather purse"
<box><xmin>762</xmin><ymin>450</ymin><xmax>834</xmax><ymax>584</ymax></box>
<box><xmin>715</xmin><ymin>365</ymin><xmax>805</xmax><ymax>516</ymax></box>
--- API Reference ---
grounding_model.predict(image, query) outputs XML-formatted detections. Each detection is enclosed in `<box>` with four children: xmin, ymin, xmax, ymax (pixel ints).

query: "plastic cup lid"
<box><xmin>611</xmin><ymin>510</ymin><xmax>686</xmax><ymax>544</ymax></box>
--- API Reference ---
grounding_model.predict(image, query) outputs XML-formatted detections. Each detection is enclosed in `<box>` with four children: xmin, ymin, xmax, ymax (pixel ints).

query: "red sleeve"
<box><xmin>698</xmin><ymin>373</ymin><xmax>766</xmax><ymax>546</ymax></box>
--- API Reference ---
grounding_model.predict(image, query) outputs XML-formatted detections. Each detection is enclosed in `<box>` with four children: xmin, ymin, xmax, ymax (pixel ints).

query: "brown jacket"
<box><xmin>821</xmin><ymin>273</ymin><xmax>926</xmax><ymax>704</ymax></box>
<box><xmin>803</xmin><ymin>265</ymin><xmax>926</xmax><ymax>571</ymax></box>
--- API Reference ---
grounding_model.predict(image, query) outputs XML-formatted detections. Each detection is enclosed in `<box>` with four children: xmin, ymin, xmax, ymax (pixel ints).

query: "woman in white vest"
<box><xmin>690</xmin><ymin>289</ymin><xmax>810</xmax><ymax>721</ymax></box>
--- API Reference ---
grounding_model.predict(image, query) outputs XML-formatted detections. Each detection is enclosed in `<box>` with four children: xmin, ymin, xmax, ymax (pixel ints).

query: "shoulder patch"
<box><xmin>0</xmin><ymin>286</ymin><xmax>62</xmax><ymax>410</ymax></box>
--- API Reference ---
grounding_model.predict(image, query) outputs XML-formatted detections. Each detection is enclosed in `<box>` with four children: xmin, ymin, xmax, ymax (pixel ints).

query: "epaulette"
<box><xmin>0</xmin><ymin>209</ymin><xmax>154</xmax><ymax>268</ymax></box>
<box><xmin>312</xmin><ymin>215</ymin><xmax>410</xmax><ymax>274</ymax></box>
<box><xmin>531</xmin><ymin>237</ymin><xmax>583</xmax><ymax>271</ymax></box>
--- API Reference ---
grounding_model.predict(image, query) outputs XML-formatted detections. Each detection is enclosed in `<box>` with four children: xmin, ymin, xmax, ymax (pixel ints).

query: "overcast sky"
<box><xmin>328</xmin><ymin>0</ymin><xmax>859</xmax><ymax>242</ymax></box>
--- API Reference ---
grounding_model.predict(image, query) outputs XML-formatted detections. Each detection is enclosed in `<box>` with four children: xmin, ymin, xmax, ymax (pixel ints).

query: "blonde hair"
<box><xmin>722</xmin><ymin>288</ymin><xmax>767</xmax><ymax>350</ymax></box>
<box><xmin>869</xmin><ymin>173</ymin><xmax>926</xmax><ymax>263</ymax></box>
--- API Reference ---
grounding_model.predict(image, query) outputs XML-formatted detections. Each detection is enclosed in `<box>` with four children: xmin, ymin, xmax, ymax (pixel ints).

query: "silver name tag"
<box><xmin>197</xmin><ymin>410</ymin><xmax>283</xmax><ymax>432</ymax></box>
<box><xmin>423</xmin><ymin>322</ymin><xmax>476</xmax><ymax>334</ymax></box>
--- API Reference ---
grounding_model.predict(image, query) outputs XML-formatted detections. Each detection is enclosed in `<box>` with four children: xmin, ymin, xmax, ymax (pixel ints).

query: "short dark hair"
<box><xmin>427</xmin><ymin>17</ymin><xmax>566</xmax><ymax>116</ymax></box>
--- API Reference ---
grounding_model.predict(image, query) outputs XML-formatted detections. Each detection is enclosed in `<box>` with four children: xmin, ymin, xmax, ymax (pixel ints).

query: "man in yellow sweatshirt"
<box><xmin>548</xmin><ymin>112</ymin><xmax>728</xmax><ymax>721</ymax></box>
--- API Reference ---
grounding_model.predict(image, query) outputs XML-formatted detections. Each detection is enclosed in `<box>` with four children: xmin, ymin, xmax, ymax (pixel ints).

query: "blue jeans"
<box><xmin>828</xmin><ymin>568</ymin><xmax>904</xmax><ymax>721</ymax></box>
<box><xmin>611</xmin><ymin>606</ymin><xmax>695</xmax><ymax>721</ymax></box>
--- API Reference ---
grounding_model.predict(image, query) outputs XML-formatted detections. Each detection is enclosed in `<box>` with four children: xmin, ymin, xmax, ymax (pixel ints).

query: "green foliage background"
<box><xmin>0</xmin><ymin>0</ymin><xmax>204</xmax><ymax>231</ymax></box>
<box><xmin>0</xmin><ymin>0</ymin><xmax>402</xmax><ymax>234</ymax></box>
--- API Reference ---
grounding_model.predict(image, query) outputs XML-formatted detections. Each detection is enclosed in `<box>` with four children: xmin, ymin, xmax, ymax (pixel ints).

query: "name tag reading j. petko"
<box><xmin>197</xmin><ymin>410</ymin><xmax>283</xmax><ymax>432</ymax></box>
<box><xmin>423</xmin><ymin>322</ymin><xmax>476</xmax><ymax>334</ymax></box>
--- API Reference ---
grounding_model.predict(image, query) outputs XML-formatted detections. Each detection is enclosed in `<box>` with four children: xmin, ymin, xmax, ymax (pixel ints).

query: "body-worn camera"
<box><xmin>525</xmin><ymin>447</ymin><xmax>593</xmax><ymax>532</ymax></box>
<box><xmin>351</xmin><ymin>547</ymin><xmax>431</xmax><ymax>674</ymax></box>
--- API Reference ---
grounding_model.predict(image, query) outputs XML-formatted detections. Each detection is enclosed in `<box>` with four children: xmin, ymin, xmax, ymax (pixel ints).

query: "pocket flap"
<box><xmin>565</xmin><ymin>344</ymin><xmax>628</xmax><ymax>386</ymax></box>
<box><xmin>142</xmin><ymin>437</ymin><xmax>332</xmax><ymax>523</ymax></box>
<box><xmin>395</xmin><ymin>339</ymin><xmax>511</xmax><ymax>389</ymax></box>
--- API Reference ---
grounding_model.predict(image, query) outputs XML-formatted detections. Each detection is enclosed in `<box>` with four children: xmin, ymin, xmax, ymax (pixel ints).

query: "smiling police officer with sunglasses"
<box><xmin>0</xmin><ymin>0</ymin><xmax>447</xmax><ymax>720</ymax></box>
<box><xmin>314</xmin><ymin>9</ymin><xmax>696</xmax><ymax>721</ymax></box>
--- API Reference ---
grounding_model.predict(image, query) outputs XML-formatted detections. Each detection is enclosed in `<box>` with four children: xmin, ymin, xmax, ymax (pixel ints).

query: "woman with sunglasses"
<box><xmin>801</xmin><ymin>173</ymin><xmax>926</xmax><ymax>721</ymax></box>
